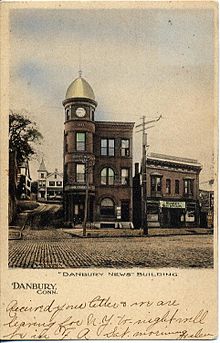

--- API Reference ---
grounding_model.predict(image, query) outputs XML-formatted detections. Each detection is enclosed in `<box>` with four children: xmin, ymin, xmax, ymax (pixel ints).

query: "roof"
<box><xmin>147</xmin><ymin>153</ymin><xmax>202</xmax><ymax>168</ymax></box>
<box><xmin>65</xmin><ymin>76</ymin><xmax>95</xmax><ymax>101</ymax></box>
<box><xmin>95</xmin><ymin>121</ymin><xmax>135</xmax><ymax>128</ymax></box>
<box><xmin>37</xmin><ymin>158</ymin><xmax>47</xmax><ymax>171</ymax></box>
<box><xmin>47</xmin><ymin>171</ymin><xmax>63</xmax><ymax>178</ymax></box>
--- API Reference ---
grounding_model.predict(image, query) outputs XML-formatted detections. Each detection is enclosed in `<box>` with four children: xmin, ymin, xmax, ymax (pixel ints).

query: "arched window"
<box><xmin>100</xmin><ymin>198</ymin><xmax>115</xmax><ymax>217</ymax></box>
<box><xmin>101</xmin><ymin>167</ymin><xmax>114</xmax><ymax>185</ymax></box>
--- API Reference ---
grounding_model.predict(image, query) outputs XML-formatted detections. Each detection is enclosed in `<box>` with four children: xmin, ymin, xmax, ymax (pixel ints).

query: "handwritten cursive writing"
<box><xmin>2</xmin><ymin>295</ymin><xmax>214</xmax><ymax>340</ymax></box>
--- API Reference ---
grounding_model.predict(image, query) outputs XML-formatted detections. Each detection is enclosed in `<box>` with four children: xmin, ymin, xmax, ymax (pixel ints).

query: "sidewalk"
<box><xmin>62</xmin><ymin>227</ymin><xmax>213</xmax><ymax>238</ymax></box>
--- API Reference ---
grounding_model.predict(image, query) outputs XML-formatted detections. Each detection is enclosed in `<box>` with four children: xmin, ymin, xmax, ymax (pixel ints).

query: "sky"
<box><xmin>9</xmin><ymin>4</ymin><xmax>216</xmax><ymax>187</ymax></box>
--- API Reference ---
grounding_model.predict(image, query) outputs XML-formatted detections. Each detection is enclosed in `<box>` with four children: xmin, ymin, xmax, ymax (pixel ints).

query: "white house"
<box><xmin>37</xmin><ymin>159</ymin><xmax>63</xmax><ymax>202</ymax></box>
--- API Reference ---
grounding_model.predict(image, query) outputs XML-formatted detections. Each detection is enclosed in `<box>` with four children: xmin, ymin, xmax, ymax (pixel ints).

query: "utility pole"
<box><xmin>82</xmin><ymin>155</ymin><xmax>94</xmax><ymax>237</ymax></box>
<box><xmin>142</xmin><ymin>116</ymin><xmax>147</xmax><ymax>235</ymax></box>
<box><xmin>136</xmin><ymin>115</ymin><xmax>162</xmax><ymax>236</ymax></box>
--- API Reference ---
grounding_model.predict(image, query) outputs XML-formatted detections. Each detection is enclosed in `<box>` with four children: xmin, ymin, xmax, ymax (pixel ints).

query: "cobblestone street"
<box><xmin>8</xmin><ymin>229</ymin><xmax>213</xmax><ymax>269</ymax></box>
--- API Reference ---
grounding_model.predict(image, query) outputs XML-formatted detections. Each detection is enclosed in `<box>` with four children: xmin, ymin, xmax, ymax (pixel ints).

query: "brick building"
<box><xmin>63</xmin><ymin>73</ymin><xmax>134</xmax><ymax>228</ymax></box>
<box><xmin>133</xmin><ymin>153</ymin><xmax>202</xmax><ymax>228</ymax></box>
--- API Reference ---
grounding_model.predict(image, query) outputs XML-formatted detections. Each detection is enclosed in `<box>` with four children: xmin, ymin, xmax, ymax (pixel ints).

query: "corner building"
<box><xmin>146</xmin><ymin>153</ymin><xmax>202</xmax><ymax>228</ymax></box>
<box><xmin>63</xmin><ymin>75</ymin><xmax>134</xmax><ymax>228</ymax></box>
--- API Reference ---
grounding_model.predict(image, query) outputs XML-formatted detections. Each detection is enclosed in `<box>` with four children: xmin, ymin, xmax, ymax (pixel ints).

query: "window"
<box><xmin>49</xmin><ymin>181</ymin><xmax>55</xmax><ymax>186</ymax></box>
<box><xmin>39</xmin><ymin>181</ymin><xmax>46</xmax><ymax>187</ymax></box>
<box><xmin>101</xmin><ymin>139</ymin><xmax>115</xmax><ymax>156</ymax></box>
<box><xmin>101</xmin><ymin>167</ymin><xmax>114</xmax><ymax>185</ymax></box>
<box><xmin>100</xmin><ymin>198</ymin><xmax>115</xmax><ymax>217</ymax></box>
<box><xmin>56</xmin><ymin>181</ymin><xmax>62</xmax><ymax>186</ymax></box>
<box><xmin>76</xmin><ymin>132</ymin><xmax>86</xmax><ymax>151</ymax></box>
<box><xmin>74</xmin><ymin>204</ymin><xmax>79</xmax><ymax>215</ymax></box>
<box><xmin>65</xmin><ymin>142</ymin><xmax>68</xmax><ymax>153</ymax></box>
<box><xmin>41</xmin><ymin>173</ymin><xmax>44</xmax><ymax>178</ymax></box>
<box><xmin>76</xmin><ymin>164</ymin><xmax>85</xmax><ymax>183</ymax></box>
<box><xmin>121</xmin><ymin>168</ymin><xmax>129</xmax><ymax>185</ymax></box>
<box><xmin>121</xmin><ymin>139</ymin><xmax>130</xmax><ymax>156</ymax></box>
<box><xmin>175</xmin><ymin>180</ymin><xmax>180</xmax><ymax>194</ymax></box>
<box><xmin>166</xmin><ymin>179</ymin><xmax>171</xmax><ymax>194</ymax></box>
<box><xmin>90</xmin><ymin>109</ymin><xmax>94</xmax><ymax>121</ymax></box>
<box><xmin>184</xmin><ymin>179</ymin><xmax>194</xmax><ymax>196</ymax></box>
<box><xmin>54</xmin><ymin>174</ymin><xmax>57</xmax><ymax>179</ymax></box>
<box><xmin>151</xmin><ymin>176</ymin><xmax>162</xmax><ymax>192</ymax></box>
<box><xmin>64</xmin><ymin>133</ymin><xmax>68</xmax><ymax>153</ymax></box>
<box><xmin>66</xmin><ymin>108</ymin><xmax>70</xmax><ymax>121</ymax></box>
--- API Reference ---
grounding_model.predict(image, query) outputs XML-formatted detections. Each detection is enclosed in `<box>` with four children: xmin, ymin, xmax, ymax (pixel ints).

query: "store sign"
<box><xmin>65</xmin><ymin>185</ymin><xmax>86</xmax><ymax>191</ymax></box>
<box><xmin>159</xmin><ymin>201</ymin><xmax>186</xmax><ymax>209</ymax></box>
<box><xmin>116</xmin><ymin>206</ymin><xmax>121</xmax><ymax>219</ymax></box>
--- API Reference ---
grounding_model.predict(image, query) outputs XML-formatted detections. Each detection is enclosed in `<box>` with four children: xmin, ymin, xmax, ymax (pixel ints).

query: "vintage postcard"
<box><xmin>0</xmin><ymin>0</ymin><xmax>218</xmax><ymax>340</ymax></box>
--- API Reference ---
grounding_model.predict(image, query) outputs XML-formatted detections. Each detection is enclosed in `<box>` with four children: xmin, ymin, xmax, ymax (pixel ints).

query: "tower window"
<box><xmin>66</xmin><ymin>108</ymin><xmax>70</xmax><ymax>121</ymax></box>
<box><xmin>76</xmin><ymin>164</ymin><xmax>85</xmax><ymax>183</ymax></box>
<box><xmin>101</xmin><ymin>167</ymin><xmax>114</xmax><ymax>185</ymax></box>
<box><xmin>76</xmin><ymin>132</ymin><xmax>86</xmax><ymax>151</ymax></box>
<box><xmin>121</xmin><ymin>139</ymin><xmax>130</xmax><ymax>156</ymax></box>
<box><xmin>101</xmin><ymin>139</ymin><xmax>115</xmax><ymax>156</ymax></box>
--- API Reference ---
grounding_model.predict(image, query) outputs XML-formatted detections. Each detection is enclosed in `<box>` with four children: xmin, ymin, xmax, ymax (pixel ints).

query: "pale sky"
<box><xmin>9</xmin><ymin>5</ymin><xmax>216</xmax><ymax>187</ymax></box>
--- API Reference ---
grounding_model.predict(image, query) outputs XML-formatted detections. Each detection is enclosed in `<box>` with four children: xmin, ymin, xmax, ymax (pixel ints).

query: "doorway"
<box><xmin>121</xmin><ymin>201</ymin><xmax>130</xmax><ymax>221</ymax></box>
<box><xmin>162</xmin><ymin>208</ymin><xmax>182</xmax><ymax>228</ymax></box>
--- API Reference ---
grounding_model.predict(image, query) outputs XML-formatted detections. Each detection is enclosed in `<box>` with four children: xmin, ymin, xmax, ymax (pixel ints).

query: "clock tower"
<box><xmin>62</xmin><ymin>72</ymin><xmax>97</xmax><ymax>223</ymax></box>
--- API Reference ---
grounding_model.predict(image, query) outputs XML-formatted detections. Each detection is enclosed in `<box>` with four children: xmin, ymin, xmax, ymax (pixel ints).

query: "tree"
<box><xmin>9</xmin><ymin>110</ymin><xmax>43</xmax><ymax>164</ymax></box>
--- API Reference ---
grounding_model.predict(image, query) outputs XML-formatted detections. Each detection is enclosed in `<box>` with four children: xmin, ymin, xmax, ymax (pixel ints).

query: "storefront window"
<box><xmin>100</xmin><ymin>198</ymin><xmax>115</xmax><ymax>217</ymax></box>
<box><xmin>186</xmin><ymin>210</ymin><xmax>195</xmax><ymax>222</ymax></box>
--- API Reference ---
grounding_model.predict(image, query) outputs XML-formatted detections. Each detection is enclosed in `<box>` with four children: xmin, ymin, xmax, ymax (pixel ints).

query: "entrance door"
<box><xmin>73</xmin><ymin>203</ymin><xmax>84</xmax><ymax>224</ymax></box>
<box><xmin>121</xmin><ymin>201</ymin><xmax>130</xmax><ymax>221</ymax></box>
<box><xmin>170</xmin><ymin>209</ymin><xmax>181</xmax><ymax>227</ymax></box>
<box><xmin>162</xmin><ymin>208</ymin><xmax>182</xmax><ymax>228</ymax></box>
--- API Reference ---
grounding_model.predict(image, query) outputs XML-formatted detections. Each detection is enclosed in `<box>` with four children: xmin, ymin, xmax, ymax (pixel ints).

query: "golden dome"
<box><xmin>65</xmin><ymin>76</ymin><xmax>95</xmax><ymax>100</ymax></box>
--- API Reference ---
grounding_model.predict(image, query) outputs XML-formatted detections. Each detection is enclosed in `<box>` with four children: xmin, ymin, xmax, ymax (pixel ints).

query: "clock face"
<box><xmin>76</xmin><ymin>107</ymin><xmax>86</xmax><ymax>117</ymax></box>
